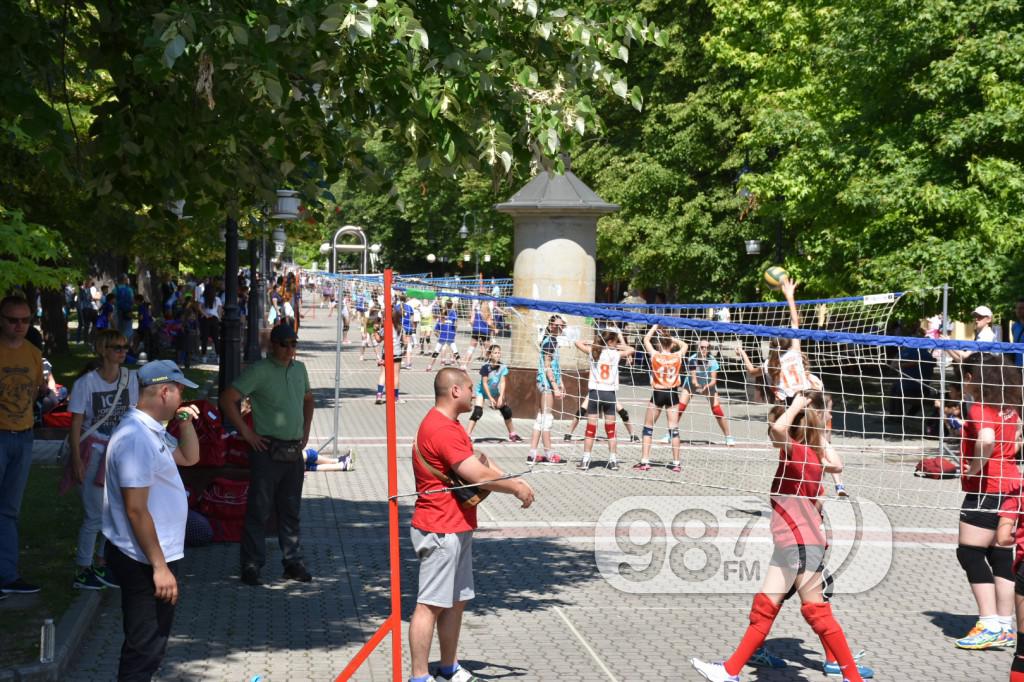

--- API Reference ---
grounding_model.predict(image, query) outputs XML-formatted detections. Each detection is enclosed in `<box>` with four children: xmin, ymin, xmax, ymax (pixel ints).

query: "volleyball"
<box><xmin>764</xmin><ymin>266</ymin><xmax>789</xmax><ymax>290</ymax></box>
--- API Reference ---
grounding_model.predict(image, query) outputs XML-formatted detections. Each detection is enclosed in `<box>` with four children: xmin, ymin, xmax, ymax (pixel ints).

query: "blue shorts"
<box><xmin>475</xmin><ymin>385</ymin><xmax>501</xmax><ymax>399</ymax></box>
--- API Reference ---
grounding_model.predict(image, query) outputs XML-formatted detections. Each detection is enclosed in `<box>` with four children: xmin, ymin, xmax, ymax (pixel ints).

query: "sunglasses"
<box><xmin>3</xmin><ymin>315</ymin><xmax>30</xmax><ymax>325</ymax></box>
<box><xmin>107</xmin><ymin>344</ymin><xmax>130</xmax><ymax>352</ymax></box>
<box><xmin>277</xmin><ymin>340</ymin><xmax>298</xmax><ymax>348</ymax></box>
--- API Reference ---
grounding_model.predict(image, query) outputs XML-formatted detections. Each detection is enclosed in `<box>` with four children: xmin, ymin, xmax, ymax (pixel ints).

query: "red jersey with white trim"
<box><xmin>770</xmin><ymin>439</ymin><xmax>825</xmax><ymax>547</ymax></box>
<box><xmin>960</xmin><ymin>403</ymin><xmax>1022</xmax><ymax>494</ymax></box>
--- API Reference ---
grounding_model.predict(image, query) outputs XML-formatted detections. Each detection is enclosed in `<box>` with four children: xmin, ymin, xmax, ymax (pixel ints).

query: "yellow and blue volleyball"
<box><xmin>764</xmin><ymin>266</ymin><xmax>789</xmax><ymax>290</ymax></box>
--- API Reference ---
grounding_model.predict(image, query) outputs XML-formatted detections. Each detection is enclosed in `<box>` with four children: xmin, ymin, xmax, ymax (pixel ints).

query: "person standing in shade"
<box><xmin>102</xmin><ymin>360</ymin><xmax>200</xmax><ymax>681</ymax></box>
<box><xmin>220</xmin><ymin>323</ymin><xmax>314</xmax><ymax>586</ymax></box>
<box><xmin>408</xmin><ymin>368</ymin><xmax>534</xmax><ymax>682</ymax></box>
<box><xmin>0</xmin><ymin>296</ymin><xmax>45</xmax><ymax>596</ymax></box>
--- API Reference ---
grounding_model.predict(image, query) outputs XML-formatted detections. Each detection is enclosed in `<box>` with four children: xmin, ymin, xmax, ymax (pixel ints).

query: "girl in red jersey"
<box><xmin>995</xmin><ymin>362</ymin><xmax>1024</xmax><ymax>679</ymax></box>
<box><xmin>635</xmin><ymin>324</ymin><xmax>687</xmax><ymax>472</ymax></box>
<box><xmin>691</xmin><ymin>391</ymin><xmax>863</xmax><ymax>682</ymax></box>
<box><xmin>954</xmin><ymin>355</ymin><xmax>1023</xmax><ymax>650</ymax></box>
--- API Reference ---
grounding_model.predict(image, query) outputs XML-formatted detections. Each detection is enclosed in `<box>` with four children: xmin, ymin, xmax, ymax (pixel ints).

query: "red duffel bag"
<box><xmin>199</xmin><ymin>477</ymin><xmax>250</xmax><ymax>543</ymax></box>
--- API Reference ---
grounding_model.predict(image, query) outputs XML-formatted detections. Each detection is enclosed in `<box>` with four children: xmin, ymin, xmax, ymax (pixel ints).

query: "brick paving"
<box><xmin>64</xmin><ymin>305</ymin><xmax>1012</xmax><ymax>681</ymax></box>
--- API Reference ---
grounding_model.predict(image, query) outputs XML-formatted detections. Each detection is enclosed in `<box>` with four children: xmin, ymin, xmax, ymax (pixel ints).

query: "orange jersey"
<box><xmin>650</xmin><ymin>352</ymin><xmax>683</xmax><ymax>389</ymax></box>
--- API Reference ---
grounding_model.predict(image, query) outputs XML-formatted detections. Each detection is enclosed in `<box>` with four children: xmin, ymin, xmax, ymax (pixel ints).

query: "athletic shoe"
<box><xmin>545</xmin><ymin>453</ymin><xmax>567</xmax><ymax>465</ymax></box>
<box><xmin>434</xmin><ymin>666</ymin><xmax>480</xmax><ymax>682</ymax></box>
<box><xmin>995</xmin><ymin>629</ymin><xmax>1017</xmax><ymax>648</ymax></box>
<box><xmin>823</xmin><ymin>661</ymin><xmax>874</xmax><ymax>678</ymax></box>
<box><xmin>629</xmin><ymin>434</ymin><xmax>640</xmax><ymax>442</ymax></box>
<box><xmin>563</xmin><ymin>433</ymin><xmax>573</xmax><ymax>441</ymax></box>
<box><xmin>749</xmin><ymin>647</ymin><xmax>787</xmax><ymax>668</ymax></box>
<box><xmin>669</xmin><ymin>462</ymin><xmax>682</xmax><ymax>473</ymax></box>
<box><xmin>91</xmin><ymin>565</ymin><xmax>119</xmax><ymax>588</ymax></box>
<box><xmin>73</xmin><ymin>567</ymin><xmax>106</xmax><ymax>591</ymax></box>
<box><xmin>606</xmin><ymin>460</ymin><xmax>620</xmax><ymax>471</ymax></box>
<box><xmin>576</xmin><ymin>458</ymin><xmax>591</xmax><ymax>471</ymax></box>
<box><xmin>690</xmin><ymin>659</ymin><xmax>739</xmax><ymax>682</ymax></box>
<box><xmin>508</xmin><ymin>433</ymin><xmax>524</xmax><ymax>443</ymax></box>
<box><xmin>725</xmin><ymin>436</ymin><xmax>736</xmax><ymax>446</ymax></box>
<box><xmin>955</xmin><ymin>627</ymin><xmax>1003</xmax><ymax>649</ymax></box>
<box><xmin>958</xmin><ymin>620</ymin><xmax>985</xmax><ymax>641</ymax></box>
<box><xmin>835</xmin><ymin>483</ymin><xmax>849</xmax><ymax>498</ymax></box>
<box><xmin>283</xmin><ymin>562</ymin><xmax>312</xmax><ymax>582</ymax></box>
<box><xmin>527</xmin><ymin>453</ymin><xmax>546</xmax><ymax>464</ymax></box>
<box><xmin>374</xmin><ymin>393</ymin><xmax>384</xmax><ymax>405</ymax></box>
<box><xmin>632</xmin><ymin>462</ymin><xmax>652</xmax><ymax>472</ymax></box>
<box><xmin>0</xmin><ymin>578</ymin><xmax>40</xmax><ymax>594</ymax></box>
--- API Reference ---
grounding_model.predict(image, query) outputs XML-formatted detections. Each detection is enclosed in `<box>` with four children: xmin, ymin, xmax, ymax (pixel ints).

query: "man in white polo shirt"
<box><xmin>102</xmin><ymin>360</ymin><xmax>199</xmax><ymax>681</ymax></box>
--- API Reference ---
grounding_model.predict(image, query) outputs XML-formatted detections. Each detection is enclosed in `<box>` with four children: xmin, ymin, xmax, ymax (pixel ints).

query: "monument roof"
<box><xmin>494</xmin><ymin>171</ymin><xmax>619</xmax><ymax>215</ymax></box>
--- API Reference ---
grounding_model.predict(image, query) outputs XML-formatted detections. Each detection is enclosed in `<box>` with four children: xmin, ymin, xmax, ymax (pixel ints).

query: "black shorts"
<box><xmin>586</xmin><ymin>389</ymin><xmax>617</xmax><ymax>417</ymax></box>
<box><xmin>471</xmin><ymin>331</ymin><xmax>490</xmax><ymax>342</ymax></box>
<box><xmin>651</xmin><ymin>388</ymin><xmax>680</xmax><ymax>408</ymax></box>
<box><xmin>960</xmin><ymin>492</ymin><xmax>1004</xmax><ymax>530</ymax></box>
<box><xmin>1016</xmin><ymin>561</ymin><xmax>1024</xmax><ymax>596</ymax></box>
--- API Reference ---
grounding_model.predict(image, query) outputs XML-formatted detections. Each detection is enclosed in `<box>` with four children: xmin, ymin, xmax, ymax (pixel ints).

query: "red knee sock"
<box><xmin>1011</xmin><ymin>671</ymin><xmax>1024</xmax><ymax>682</ymax></box>
<box><xmin>801</xmin><ymin>603</ymin><xmax>862</xmax><ymax>682</ymax></box>
<box><xmin>724</xmin><ymin>593</ymin><xmax>781</xmax><ymax>676</ymax></box>
<box><xmin>820</xmin><ymin>636</ymin><xmax>834</xmax><ymax>663</ymax></box>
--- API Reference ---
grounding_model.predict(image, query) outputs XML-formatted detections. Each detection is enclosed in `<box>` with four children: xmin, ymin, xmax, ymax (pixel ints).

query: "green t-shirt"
<box><xmin>232</xmin><ymin>357</ymin><xmax>310</xmax><ymax>440</ymax></box>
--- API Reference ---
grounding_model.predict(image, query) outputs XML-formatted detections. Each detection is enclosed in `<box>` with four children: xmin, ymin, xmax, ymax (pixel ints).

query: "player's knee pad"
<box><xmin>957</xmin><ymin>544</ymin><xmax>994</xmax><ymax>584</ymax></box>
<box><xmin>576</xmin><ymin>405</ymin><xmax>587</xmax><ymax>418</ymax></box>
<box><xmin>543</xmin><ymin>413</ymin><xmax>554</xmax><ymax>432</ymax></box>
<box><xmin>431</xmin><ymin>351</ymin><xmax>440</xmax><ymax>358</ymax></box>
<box><xmin>533</xmin><ymin>412</ymin><xmax>544</xmax><ymax>432</ymax></box>
<box><xmin>617</xmin><ymin>407</ymin><xmax>630</xmax><ymax>423</ymax></box>
<box><xmin>800</xmin><ymin>602</ymin><xmax>839</xmax><ymax>636</ymax></box>
<box><xmin>668</xmin><ymin>428</ymin><xmax>680</xmax><ymax>441</ymax></box>
<box><xmin>748</xmin><ymin>593</ymin><xmax>781</xmax><ymax>635</ymax></box>
<box><xmin>677</xmin><ymin>401</ymin><xmax>688</xmax><ymax>413</ymax></box>
<box><xmin>642</xmin><ymin>425</ymin><xmax>654</xmax><ymax>438</ymax></box>
<box><xmin>584</xmin><ymin>422</ymin><xmax>598</xmax><ymax>439</ymax></box>
<box><xmin>470</xmin><ymin>405</ymin><xmax>483</xmax><ymax>422</ymax></box>
<box><xmin>499</xmin><ymin>405</ymin><xmax>513</xmax><ymax>420</ymax></box>
<box><xmin>712</xmin><ymin>404</ymin><xmax>725</xmax><ymax>418</ymax></box>
<box><xmin>988</xmin><ymin>545</ymin><xmax>1014</xmax><ymax>581</ymax></box>
<box><xmin>604</xmin><ymin>422</ymin><xmax>616</xmax><ymax>440</ymax></box>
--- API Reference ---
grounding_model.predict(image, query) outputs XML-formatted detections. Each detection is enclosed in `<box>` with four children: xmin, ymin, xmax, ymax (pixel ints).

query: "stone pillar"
<box><xmin>495</xmin><ymin>170</ymin><xmax>619</xmax><ymax>418</ymax></box>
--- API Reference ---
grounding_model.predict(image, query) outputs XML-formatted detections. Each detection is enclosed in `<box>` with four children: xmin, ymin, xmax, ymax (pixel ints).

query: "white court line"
<box><xmin>553</xmin><ymin>606</ymin><xmax>618</xmax><ymax>682</ymax></box>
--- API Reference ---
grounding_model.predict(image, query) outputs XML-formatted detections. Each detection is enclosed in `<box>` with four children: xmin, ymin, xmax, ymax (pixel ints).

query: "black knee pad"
<box><xmin>617</xmin><ymin>408</ymin><xmax>630</xmax><ymax>423</ymax></box>
<box><xmin>988</xmin><ymin>545</ymin><xmax>1014</xmax><ymax>581</ymax></box>
<box><xmin>1014</xmin><ymin>638</ymin><xmax>1024</xmax><ymax>671</ymax></box>
<box><xmin>957</xmin><ymin>545</ymin><xmax>995</xmax><ymax>584</ymax></box>
<box><xmin>431</xmin><ymin>351</ymin><xmax>439</xmax><ymax>358</ymax></box>
<box><xmin>499</xmin><ymin>405</ymin><xmax>513</xmax><ymax>420</ymax></box>
<box><xmin>470</xmin><ymin>405</ymin><xmax>483</xmax><ymax>422</ymax></box>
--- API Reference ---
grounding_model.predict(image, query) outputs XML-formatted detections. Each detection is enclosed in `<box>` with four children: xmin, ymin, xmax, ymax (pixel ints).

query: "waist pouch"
<box><xmin>267</xmin><ymin>437</ymin><xmax>303</xmax><ymax>462</ymax></box>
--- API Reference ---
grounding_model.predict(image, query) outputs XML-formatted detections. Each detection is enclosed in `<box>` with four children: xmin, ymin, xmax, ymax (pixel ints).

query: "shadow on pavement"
<box><xmin>923</xmin><ymin>610</ymin><xmax>977</xmax><ymax>639</ymax></box>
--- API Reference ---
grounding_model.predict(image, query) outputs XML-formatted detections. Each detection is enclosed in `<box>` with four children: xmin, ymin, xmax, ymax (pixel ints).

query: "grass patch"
<box><xmin>0</xmin><ymin>465</ymin><xmax>84</xmax><ymax>668</ymax></box>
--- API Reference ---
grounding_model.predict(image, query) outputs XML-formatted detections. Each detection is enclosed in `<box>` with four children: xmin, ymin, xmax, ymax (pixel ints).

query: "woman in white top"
<box><xmin>574</xmin><ymin>328</ymin><xmax>634</xmax><ymax>470</ymax></box>
<box><xmin>199</xmin><ymin>287</ymin><xmax>223</xmax><ymax>360</ymax></box>
<box><xmin>64</xmin><ymin>329</ymin><xmax>140</xmax><ymax>590</ymax></box>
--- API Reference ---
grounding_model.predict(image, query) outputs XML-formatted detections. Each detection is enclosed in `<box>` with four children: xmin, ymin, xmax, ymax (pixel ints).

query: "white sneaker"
<box><xmin>691</xmin><ymin>659</ymin><xmax>740</xmax><ymax>682</ymax></box>
<box><xmin>725</xmin><ymin>436</ymin><xmax>736</xmax><ymax>447</ymax></box>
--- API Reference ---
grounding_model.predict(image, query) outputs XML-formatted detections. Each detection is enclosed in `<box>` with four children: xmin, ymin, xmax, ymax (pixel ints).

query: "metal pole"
<box><xmin>219</xmin><ymin>216</ymin><xmax>241</xmax><ymax>394</ymax></box>
<box><xmin>938</xmin><ymin>283</ymin><xmax>950</xmax><ymax>459</ymax></box>
<box><xmin>331</xmin><ymin>225</ymin><xmax>369</xmax><ymax>456</ymax></box>
<box><xmin>244</xmin><ymin>233</ymin><xmax>262</xmax><ymax>363</ymax></box>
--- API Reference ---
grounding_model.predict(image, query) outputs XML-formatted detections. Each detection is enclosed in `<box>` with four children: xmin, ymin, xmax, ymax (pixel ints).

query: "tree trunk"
<box><xmin>41</xmin><ymin>288</ymin><xmax>68</xmax><ymax>355</ymax></box>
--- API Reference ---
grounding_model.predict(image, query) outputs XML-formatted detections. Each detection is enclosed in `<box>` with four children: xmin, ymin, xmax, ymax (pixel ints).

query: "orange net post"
<box><xmin>335</xmin><ymin>268</ymin><xmax>402</xmax><ymax>682</ymax></box>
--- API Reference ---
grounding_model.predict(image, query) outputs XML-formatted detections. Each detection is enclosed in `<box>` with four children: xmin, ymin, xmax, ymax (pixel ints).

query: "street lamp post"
<box><xmin>219</xmin><ymin>216</ymin><xmax>242</xmax><ymax>394</ymax></box>
<box><xmin>459</xmin><ymin>213</ymin><xmax>494</xmax><ymax>277</ymax></box>
<box><xmin>245</xmin><ymin>223</ymin><xmax>265</xmax><ymax>363</ymax></box>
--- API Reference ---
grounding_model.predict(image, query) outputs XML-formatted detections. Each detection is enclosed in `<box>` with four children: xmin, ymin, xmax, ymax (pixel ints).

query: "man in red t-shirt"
<box><xmin>409</xmin><ymin>368</ymin><xmax>534</xmax><ymax>682</ymax></box>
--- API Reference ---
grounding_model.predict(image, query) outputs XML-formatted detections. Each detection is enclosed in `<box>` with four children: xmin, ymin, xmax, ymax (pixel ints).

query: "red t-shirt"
<box><xmin>411</xmin><ymin>408</ymin><xmax>478</xmax><ymax>534</ymax></box>
<box><xmin>960</xmin><ymin>403</ymin><xmax>1021</xmax><ymax>494</ymax></box>
<box><xmin>999</xmin><ymin>496</ymin><xmax>1024</xmax><ymax>571</ymax></box>
<box><xmin>770</xmin><ymin>440</ymin><xmax>825</xmax><ymax>547</ymax></box>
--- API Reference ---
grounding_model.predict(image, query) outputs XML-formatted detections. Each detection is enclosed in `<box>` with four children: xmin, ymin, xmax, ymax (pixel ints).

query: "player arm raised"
<box><xmin>769</xmin><ymin>393</ymin><xmax>810</xmax><ymax>453</ymax></box>
<box><xmin>781</xmin><ymin>277</ymin><xmax>801</xmax><ymax>353</ymax></box>
<box><xmin>643</xmin><ymin>324</ymin><xmax>658</xmax><ymax>355</ymax></box>
<box><xmin>735</xmin><ymin>346</ymin><xmax>764</xmax><ymax>377</ymax></box>
<box><xmin>615</xmin><ymin>329</ymin><xmax>635</xmax><ymax>358</ymax></box>
<box><xmin>452</xmin><ymin>452</ymin><xmax>534</xmax><ymax>508</ymax></box>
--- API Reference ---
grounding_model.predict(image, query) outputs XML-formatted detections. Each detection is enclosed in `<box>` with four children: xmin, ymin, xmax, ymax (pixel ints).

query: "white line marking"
<box><xmin>553</xmin><ymin>606</ymin><xmax>618</xmax><ymax>682</ymax></box>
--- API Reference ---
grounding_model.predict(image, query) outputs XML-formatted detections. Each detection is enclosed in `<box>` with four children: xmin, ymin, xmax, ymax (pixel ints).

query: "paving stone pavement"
<box><xmin>64</xmin><ymin>305</ymin><xmax>1012</xmax><ymax>681</ymax></box>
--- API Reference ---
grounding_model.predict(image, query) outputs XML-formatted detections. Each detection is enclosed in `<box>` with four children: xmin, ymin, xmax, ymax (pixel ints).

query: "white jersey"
<box><xmin>588</xmin><ymin>348</ymin><xmax>621</xmax><ymax>391</ymax></box>
<box><xmin>766</xmin><ymin>349</ymin><xmax>811</xmax><ymax>400</ymax></box>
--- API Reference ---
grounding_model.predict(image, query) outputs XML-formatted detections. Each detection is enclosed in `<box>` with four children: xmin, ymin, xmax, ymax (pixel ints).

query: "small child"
<box><xmin>304</xmin><ymin>448</ymin><xmax>354</xmax><ymax>472</ymax></box>
<box><xmin>466</xmin><ymin>345</ymin><xmax>522</xmax><ymax>442</ymax></box>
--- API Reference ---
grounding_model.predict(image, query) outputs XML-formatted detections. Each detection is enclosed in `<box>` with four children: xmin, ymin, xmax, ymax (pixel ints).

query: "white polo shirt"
<box><xmin>102</xmin><ymin>408</ymin><xmax>187</xmax><ymax>564</ymax></box>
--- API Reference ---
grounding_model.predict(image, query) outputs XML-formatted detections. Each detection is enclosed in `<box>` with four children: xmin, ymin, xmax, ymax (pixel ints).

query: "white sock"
<box><xmin>980</xmin><ymin>615</ymin><xmax>1001</xmax><ymax>631</ymax></box>
<box><xmin>999</xmin><ymin>616</ymin><xmax>1015</xmax><ymax>631</ymax></box>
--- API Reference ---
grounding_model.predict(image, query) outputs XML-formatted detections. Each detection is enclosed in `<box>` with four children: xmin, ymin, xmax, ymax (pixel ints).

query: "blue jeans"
<box><xmin>0</xmin><ymin>429</ymin><xmax>34</xmax><ymax>584</ymax></box>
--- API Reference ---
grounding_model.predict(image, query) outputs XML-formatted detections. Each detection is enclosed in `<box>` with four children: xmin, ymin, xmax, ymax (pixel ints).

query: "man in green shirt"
<box><xmin>220</xmin><ymin>324</ymin><xmax>314</xmax><ymax>586</ymax></box>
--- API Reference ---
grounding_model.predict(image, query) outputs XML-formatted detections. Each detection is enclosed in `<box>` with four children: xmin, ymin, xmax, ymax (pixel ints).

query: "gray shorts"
<box><xmin>410</xmin><ymin>527</ymin><xmax>475</xmax><ymax>608</ymax></box>
<box><xmin>769</xmin><ymin>543</ymin><xmax>826</xmax><ymax>574</ymax></box>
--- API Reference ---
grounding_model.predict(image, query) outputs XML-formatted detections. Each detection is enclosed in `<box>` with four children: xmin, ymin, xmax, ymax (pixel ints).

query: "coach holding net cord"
<box><xmin>409</xmin><ymin>367</ymin><xmax>534</xmax><ymax>682</ymax></box>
